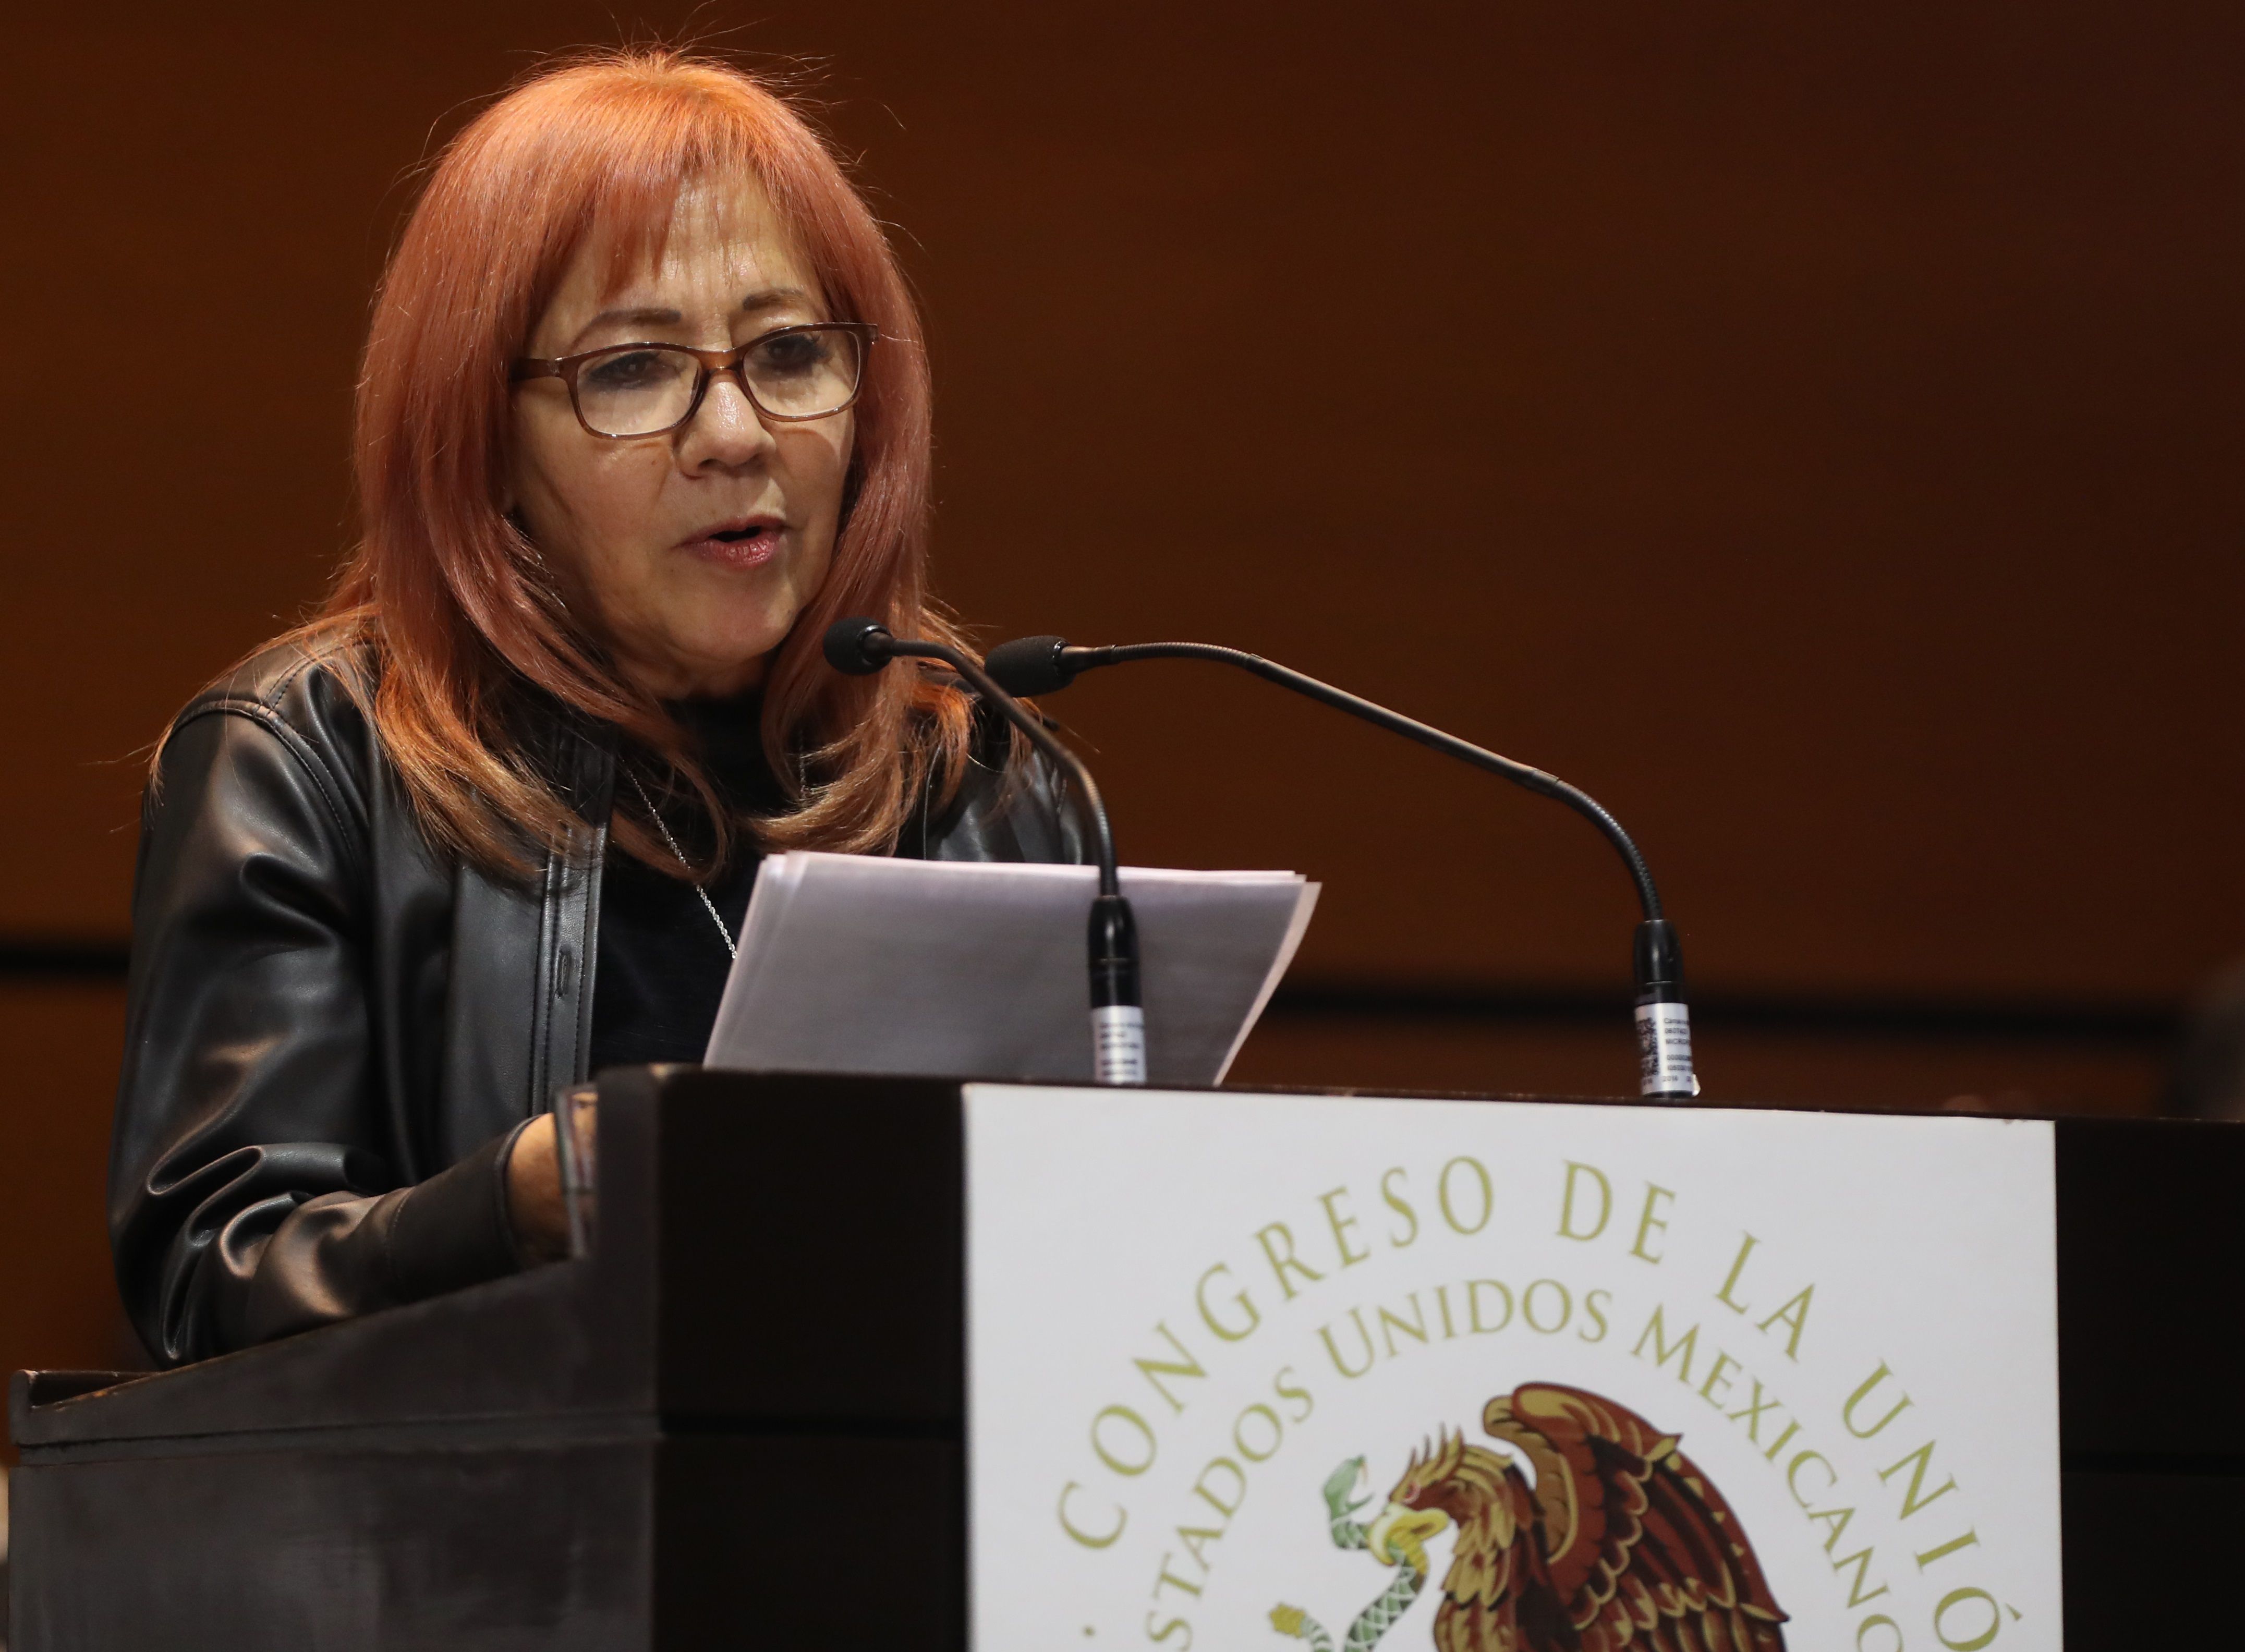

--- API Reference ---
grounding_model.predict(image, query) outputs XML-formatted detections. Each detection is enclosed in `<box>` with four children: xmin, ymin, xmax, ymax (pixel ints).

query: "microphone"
<box><xmin>984</xmin><ymin>634</ymin><xmax>1696</xmax><ymax>1100</ymax></box>
<box><xmin>823</xmin><ymin>618</ymin><xmax>1146</xmax><ymax>1085</ymax></box>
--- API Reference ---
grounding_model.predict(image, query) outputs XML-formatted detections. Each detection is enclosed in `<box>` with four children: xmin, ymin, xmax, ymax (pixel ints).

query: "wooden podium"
<box><xmin>10</xmin><ymin>1068</ymin><xmax>2242</xmax><ymax>1649</ymax></box>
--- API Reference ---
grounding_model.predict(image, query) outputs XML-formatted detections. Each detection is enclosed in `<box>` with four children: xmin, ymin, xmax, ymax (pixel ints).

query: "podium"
<box><xmin>10</xmin><ymin>1068</ymin><xmax>2242</xmax><ymax>1649</ymax></box>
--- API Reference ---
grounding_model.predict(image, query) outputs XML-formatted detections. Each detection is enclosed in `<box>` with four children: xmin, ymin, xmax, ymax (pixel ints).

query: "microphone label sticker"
<box><xmin>1635</xmin><ymin>1000</ymin><xmax>1697</xmax><ymax>1098</ymax></box>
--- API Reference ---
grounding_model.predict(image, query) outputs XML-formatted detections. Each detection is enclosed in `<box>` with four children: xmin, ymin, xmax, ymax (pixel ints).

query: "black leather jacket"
<box><xmin>111</xmin><ymin>639</ymin><xmax>1080</xmax><ymax>1367</ymax></box>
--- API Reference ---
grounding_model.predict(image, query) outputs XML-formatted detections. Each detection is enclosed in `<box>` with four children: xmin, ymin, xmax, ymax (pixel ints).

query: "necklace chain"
<box><xmin>624</xmin><ymin>772</ymin><xmax>737</xmax><ymax>961</ymax></box>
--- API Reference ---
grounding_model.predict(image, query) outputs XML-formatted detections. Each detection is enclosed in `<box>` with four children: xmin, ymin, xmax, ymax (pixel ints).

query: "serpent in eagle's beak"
<box><xmin>1364</xmin><ymin>1501</ymin><xmax>1450</xmax><ymax>1569</ymax></box>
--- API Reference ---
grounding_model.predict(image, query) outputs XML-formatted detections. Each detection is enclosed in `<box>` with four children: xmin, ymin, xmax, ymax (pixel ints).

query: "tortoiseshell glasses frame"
<box><xmin>509</xmin><ymin>322</ymin><xmax>878</xmax><ymax>439</ymax></box>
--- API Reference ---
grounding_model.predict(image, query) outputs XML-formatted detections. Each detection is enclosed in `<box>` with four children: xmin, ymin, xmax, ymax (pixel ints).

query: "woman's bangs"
<box><xmin>570</xmin><ymin>92</ymin><xmax>811</xmax><ymax>309</ymax></box>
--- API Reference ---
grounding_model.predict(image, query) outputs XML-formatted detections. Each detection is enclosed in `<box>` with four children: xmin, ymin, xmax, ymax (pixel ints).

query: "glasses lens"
<box><xmin>575</xmin><ymin>347</ymin><xmax>699</xmax><ymax>436</ymax></box>
<box><xmin>744</xmin><ymin>327</ymin><xmax>864</xmax><ymax>418</ymax></box>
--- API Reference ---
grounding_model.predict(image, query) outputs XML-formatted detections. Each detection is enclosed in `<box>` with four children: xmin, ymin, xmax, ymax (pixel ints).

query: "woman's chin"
<box><xmin>630</xmin><ymin>619</ymin><xmax>793</xmax><ymax>699</ymax></box>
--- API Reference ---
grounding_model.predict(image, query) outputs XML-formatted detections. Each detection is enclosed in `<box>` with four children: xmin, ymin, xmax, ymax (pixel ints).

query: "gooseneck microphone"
<box><xmin>984</xmin><ymin>634</ymin><xmax>1695</xmax><ymax>1100</ymax></box>
<box><xmin>823</xmin><ymin>618</ymin><xmax>1146</xmax><ymax>1085</ymax></box>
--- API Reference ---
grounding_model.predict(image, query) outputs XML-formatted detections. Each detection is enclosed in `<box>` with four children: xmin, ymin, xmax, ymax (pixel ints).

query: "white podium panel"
<box><xmin>967</xmin><ymin>1087</ymin><xmax>2060</xmax><ymax>1652</ymax></box>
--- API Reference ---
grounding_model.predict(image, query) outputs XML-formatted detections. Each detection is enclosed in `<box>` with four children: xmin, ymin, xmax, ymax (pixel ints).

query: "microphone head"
<box><xmin>823</xmin><ymin>616</ymin><xmax>895</xmax><ymax>675</ymax></box>
<box><xmin>985</xmin><ymin>634</ymin><xmax>1075</xmax><ymax>696</ymax></box>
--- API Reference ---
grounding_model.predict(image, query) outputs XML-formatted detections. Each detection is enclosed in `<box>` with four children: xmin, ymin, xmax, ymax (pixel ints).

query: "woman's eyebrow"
<box><xmin>568</xmin><ymin>306</ymin><xmax>684</xmax><ymax>349</ymax></box>
<box><xmin>567</xmin><ymin>288</ymin><xmax>811</xmax><ymax>348</ymax></box>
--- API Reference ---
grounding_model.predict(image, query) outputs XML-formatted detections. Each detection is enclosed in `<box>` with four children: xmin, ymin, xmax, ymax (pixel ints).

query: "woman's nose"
<box><xmin>678</xmin><ymin>372</ymin><xmax>775</xmax><ymax>470</ymax></box>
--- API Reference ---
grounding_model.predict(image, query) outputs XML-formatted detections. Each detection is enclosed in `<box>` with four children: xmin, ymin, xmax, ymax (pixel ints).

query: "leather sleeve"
<box><xmin>110</xmin><ymin>701</ymin><xmax>525</xmax><ymax>1366</ymax></box>
<box><xmin>238</xmin><ymin>1125</ymin><xmax>529</xmax><ymax>1348</ymax></box>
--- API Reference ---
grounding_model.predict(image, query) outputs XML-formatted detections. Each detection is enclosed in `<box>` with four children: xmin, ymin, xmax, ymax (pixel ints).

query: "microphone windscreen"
<box><xmin>823</xmin><ymin>617</ymin><xmax>893</xmax><ymax>675</ymax></box>
<box><xmin>985</xmin><ymin>635</ymin><xmax>1074</xmax><ymax>696</ymax></box>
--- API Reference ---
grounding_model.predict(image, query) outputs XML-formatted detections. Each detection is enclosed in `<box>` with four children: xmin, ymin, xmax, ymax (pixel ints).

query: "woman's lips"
<box><xmin>678</xmin><ymin>521</ymin><xmax>785</xmax><ymax>570</ymax></box>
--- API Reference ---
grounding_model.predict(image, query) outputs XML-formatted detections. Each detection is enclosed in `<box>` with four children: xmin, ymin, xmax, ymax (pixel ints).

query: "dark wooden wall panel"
<box><xmin>0</xmin><ymin>987</ymin><xmax>136</xmax><ymax>1456</ymax></box>
<box><xmin>2</xmin><ymin>3</ymin><xmax>2238</xmax><ymax>1380</ymax></box>
<box><xmin>1231</xmin><ymin>1015</ymin><xmax>2166</xmax><ymax>1113</ymax></box>
<box><xmin>4</xmin><ymin>3</ymin><xmax>2240</xmax><ymax>995</ymax></box>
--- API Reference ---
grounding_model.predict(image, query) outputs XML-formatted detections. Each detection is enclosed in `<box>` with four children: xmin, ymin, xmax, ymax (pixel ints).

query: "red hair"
<box><xmin>311</xmin><ymin>47</ymin><xmax>977</xmax><ymax>878</ymax></box>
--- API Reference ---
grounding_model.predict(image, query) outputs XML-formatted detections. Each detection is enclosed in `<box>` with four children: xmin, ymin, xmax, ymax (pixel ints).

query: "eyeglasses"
<box><xmin>510</xmin><ymin>322</ymin><xmax>877</xmax><ymax>439</ymax></box>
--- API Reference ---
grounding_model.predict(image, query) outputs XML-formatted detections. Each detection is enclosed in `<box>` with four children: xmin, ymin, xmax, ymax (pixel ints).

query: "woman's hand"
<box><xmin>505</xmin><ymin>1113</ymin><xmax>572</xmax><ymax>1261</ymax></box>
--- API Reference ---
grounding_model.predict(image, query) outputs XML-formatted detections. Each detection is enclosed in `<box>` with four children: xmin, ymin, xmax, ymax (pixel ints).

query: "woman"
<box><xmin>111</xmin><ymin>50</ymin><xmax>1078</xmax><ymax>1367</ymax></box>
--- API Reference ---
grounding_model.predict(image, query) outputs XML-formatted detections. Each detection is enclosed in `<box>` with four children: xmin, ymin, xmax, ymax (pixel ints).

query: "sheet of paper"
<box><xmin>702</xmin><ymin>853</ymin><xmax>1318</xmax><ymax>1085</ymax></box>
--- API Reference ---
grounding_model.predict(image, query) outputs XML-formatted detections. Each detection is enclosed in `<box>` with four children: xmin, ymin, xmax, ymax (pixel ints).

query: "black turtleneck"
<box><xmin>588</xmin><ymin>692</ymin><xmax>786</xmax><ymax>1074</ymax></box>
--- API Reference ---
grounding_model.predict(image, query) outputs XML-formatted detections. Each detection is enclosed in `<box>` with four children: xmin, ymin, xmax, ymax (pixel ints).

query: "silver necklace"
<box><xmin>624</xmin><ymin>771</ymin><xmax>737</xmax><ymax>961</ymax></box>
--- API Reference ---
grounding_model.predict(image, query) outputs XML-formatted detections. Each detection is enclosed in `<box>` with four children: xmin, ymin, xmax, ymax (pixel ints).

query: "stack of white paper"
<box><xmin>702</xmin><ymin>853</ymin><xmax>1318</xmax><ymax>1085</ymax></box>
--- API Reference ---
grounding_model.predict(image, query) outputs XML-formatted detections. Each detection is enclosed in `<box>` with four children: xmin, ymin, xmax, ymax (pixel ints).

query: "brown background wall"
<box><xmin>3</xmin><ymin>4</ymin><xmax>2241</xmax><ymax>1388</ymax></box>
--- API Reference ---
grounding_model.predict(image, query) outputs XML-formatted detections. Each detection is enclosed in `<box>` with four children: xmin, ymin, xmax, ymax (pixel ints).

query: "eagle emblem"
<box><xmin>1269</xmin><ymin>1382</ymin><xmax>1789</xmax><ymax>1651</ymax></box>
